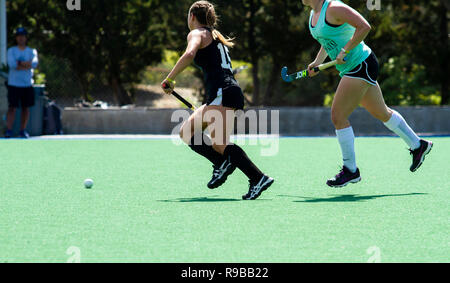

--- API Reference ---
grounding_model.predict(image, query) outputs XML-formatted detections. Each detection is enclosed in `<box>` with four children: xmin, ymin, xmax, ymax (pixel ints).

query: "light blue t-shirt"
<box><xmin>309</xmin><ymin>0</ymin><xmax>371</xmax><ymax>76</ymax></box>
<box><xmin>7</xmin><ymin>46</ymin><xmax>39</xmax><ymax>87</ymax></box>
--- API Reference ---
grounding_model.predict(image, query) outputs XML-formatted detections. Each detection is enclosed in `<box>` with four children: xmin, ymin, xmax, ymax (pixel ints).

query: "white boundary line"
<box><xmin>1</xmin><ymin>134</ymin><xmax>445</xmax><ymax>141</ymax></box>
<box><xmin>30</xmin><ymin>134</ymin><xmax>281</xmax><ymax>140</ymax></box>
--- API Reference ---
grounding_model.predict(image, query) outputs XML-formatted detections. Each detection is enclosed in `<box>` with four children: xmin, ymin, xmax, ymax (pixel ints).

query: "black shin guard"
<box><xmin>189</xmin><ymin>134</ymin><xmax>224</xmax><ymax>166</ymax></box>
<box><xmin>224</xmin><ymin>144</ymin><xmax>263</xmax><ymax>182</ymax></box>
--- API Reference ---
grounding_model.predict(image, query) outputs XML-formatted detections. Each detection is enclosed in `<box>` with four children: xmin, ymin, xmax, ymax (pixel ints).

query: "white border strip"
<box><xmin>30</xmin><ymin>134</ymin><xmax>281</xmax><ymax>140</ymax></box>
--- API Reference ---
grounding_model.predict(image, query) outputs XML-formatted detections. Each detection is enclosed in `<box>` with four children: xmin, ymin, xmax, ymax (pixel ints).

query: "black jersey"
<box><xmin>193</xmin><ymin>28</ymin><xmax>239</xmax><ymax>105</ymax></box>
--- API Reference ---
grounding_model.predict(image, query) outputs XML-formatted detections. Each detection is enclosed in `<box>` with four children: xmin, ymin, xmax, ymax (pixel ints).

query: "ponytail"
<box><xmin>211</xmin><ymin>29</ymin><xmax>234</xmax><ymax>48</ymax></box>
<box><xmin>191</xmin><ymin>1</ymin><xmax>235</xmax><ymax>48</ymax></box>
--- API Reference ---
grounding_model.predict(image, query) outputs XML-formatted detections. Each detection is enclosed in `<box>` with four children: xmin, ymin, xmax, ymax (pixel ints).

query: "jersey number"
<box><xmin>218</xmin><ymin>43</ymin><xmax>232</xmax><ymax>71</ymax></box>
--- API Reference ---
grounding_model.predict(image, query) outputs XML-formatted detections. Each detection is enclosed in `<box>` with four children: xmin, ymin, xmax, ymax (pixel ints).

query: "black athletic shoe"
<box><xmin>4</xmin><ymin>130</ymin><xmax>13</xmax><ymax>138</ymax></box>
<box><xmin>327</xmin><ymin>166</ymin><xmax>361</xmax><ymax>188</ymax></box>
<box><xmin>410</xmin><ymin>139</ymin><xmax>433</xmax><ymax>172</ymax></box>
<box><xmin>207</xmin><ymin>159</ymin><xmax>236</xmax><ymax>189</ymax></box>
<box><xmin>19</xmin><ymin>130</ymin><xmax>30</xmax><ymax>139</ymax></box>
<box><xmin>242</xmin><ymin>175</ymin><xmax>274</xmax><ymax>200</ymax></box>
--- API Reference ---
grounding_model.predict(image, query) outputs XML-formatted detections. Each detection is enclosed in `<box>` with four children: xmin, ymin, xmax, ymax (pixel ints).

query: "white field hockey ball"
<box><xmin>84</xmin><ymin>179</ymin><xmax>94</xmax><ymax>189</ymax></box>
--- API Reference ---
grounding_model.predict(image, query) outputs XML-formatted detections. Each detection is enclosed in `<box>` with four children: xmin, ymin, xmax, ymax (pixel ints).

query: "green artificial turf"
<box><xmin>0</xmin><ymin>137</ymin><xmax>448</xmax><ymax>263</ymax></box>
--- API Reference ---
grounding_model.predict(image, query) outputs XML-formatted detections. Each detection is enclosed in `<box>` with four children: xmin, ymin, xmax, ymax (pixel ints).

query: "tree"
<box><xmin>7</xmin><ymin>0</ymin><xmax>168</xmax><ymax>105</ymax></box>
<box><xmin>7</xmin><ymin>0</ymin><xmax>445</xmax><ymax>106</ymax></box>
<box><xmin>352</xmin><ymin>0</ymin><xmax>449</xmax><ymax>105</ymax></box>
<box><xmin>216</xmin><ymin>0</ymin><xmax>315</xmax><ymax>105</ymax></box>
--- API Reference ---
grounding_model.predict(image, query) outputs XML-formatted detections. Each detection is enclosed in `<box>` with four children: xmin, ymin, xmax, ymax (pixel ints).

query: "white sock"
<box><xmin>336</xmin><ymin>127</ymin><xmax>357</xmax><ymax>173</ymax></box>
<box><xmin>384</xmin><ymin>110</ymin><xmax>421</xmax><ymax>150</ymax></box>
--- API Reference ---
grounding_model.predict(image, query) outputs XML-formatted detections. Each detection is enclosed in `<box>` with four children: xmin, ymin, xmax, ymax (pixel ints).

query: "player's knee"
<box><xmin>179</xmin><ymin>125</ymin><xmax>184</xmax><ymax>139</ymax></box>
<box><xmin>331</xmin><ymin>111</ymin><xmax>345</xmax><ymax>127</ymax></box>
<box><xmin>179</xmin><ymin>125</ymin><xmax>190</xmax><ymax>144</ymax></box>
<box><xmin>212</xmin><ymin>143</ymin><xmax>226</xmax><ymax>155</ymax></box>
<box><xmin>382</xmin><ymin>108</ymin><xmax>394</xmax><ymax>122</ymax></box>
<box><xmin>378</xmin><ymin>113</ymin><xmax>391</xmax><ymax>123</ymax></box>
<box><xmin>179</xmin><ymin>127</ymin><xmax>184</xmax><ymax>138</ymax></box>
<box><xmin>371</xmin><ymin>109</ymin><xmax>392</xmax><ymax>123</ymax></box>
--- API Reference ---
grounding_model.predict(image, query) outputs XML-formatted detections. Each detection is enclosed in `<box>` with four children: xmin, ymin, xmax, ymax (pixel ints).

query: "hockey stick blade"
<box><xmin>281</xmin><ymin>66</ymin><xmax>308</xmax><ymax>82</ymax></box>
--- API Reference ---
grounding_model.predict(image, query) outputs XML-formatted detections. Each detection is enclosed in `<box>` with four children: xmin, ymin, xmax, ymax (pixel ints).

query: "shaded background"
<box><xmin>2</xmin><ymin>0</ymin><xmax>449</xmax><ymax>108</ymax></box>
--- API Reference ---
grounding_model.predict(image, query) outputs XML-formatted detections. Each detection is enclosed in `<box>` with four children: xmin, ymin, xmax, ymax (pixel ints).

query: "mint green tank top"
<box><xmin>309</xmin><ymin>0</ymin><xmax>372</xmax><ymax>76</ymax></box>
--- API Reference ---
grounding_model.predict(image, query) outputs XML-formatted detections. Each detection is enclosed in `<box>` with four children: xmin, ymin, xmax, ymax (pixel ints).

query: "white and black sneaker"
<box><xmin>242</xmin><ymin>175</ymin><xmax>274</xmax><ymax>200</ymax></box>
<box><xmin>207</xmin><ymin>159</ymin><xmax>236</xmax><ymax>189</ymax></box>
<box><xmin>410</xmin><ymin>139</ymin><xmax>433</xmax><ymax>172</ymax></box>
<box><xmin>327</xmin><ymin>166</ymin><xmax>361</xmax><ymax>188</ymax></box>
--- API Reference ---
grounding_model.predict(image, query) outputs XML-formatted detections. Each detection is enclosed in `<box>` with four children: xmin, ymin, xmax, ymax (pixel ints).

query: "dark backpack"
<box><xmin>43</xmin><ymin>100</ymin><xmax>63</xmax><ymax>135</ymax></box>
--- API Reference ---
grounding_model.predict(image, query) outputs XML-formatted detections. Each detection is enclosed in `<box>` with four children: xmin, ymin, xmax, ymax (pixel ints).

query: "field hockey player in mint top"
<box><xmin>303</xmin><ymin>0</ymin><xmax>433</xmax><ymax>188</ymax></box>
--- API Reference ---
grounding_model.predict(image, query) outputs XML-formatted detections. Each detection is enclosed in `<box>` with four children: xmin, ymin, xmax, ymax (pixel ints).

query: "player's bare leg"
<box><xmin>362</xmin><ymin>83</ymin><xmax>433</xmax><ymax>172</ymax></box>
<box><xmin>327</xmin><ymin>77</ymin><xmax>369</xmax><ymax>188</ymax></box>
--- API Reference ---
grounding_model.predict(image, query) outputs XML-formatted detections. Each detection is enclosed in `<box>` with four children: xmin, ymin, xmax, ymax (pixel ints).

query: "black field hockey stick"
<box><xmin>162</xmin><ymin>83</ymin><xmax>196</xmax><ymax>110</ymax></box>
<box><xmin>281</xmin><ymin>60</ymin><xmax>339</xmax><ymax>83</ymax></box>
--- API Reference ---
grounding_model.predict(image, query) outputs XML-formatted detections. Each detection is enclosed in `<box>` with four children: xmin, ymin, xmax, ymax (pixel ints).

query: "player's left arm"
<box><xmin>328</xmin><ymin>2</ymin><xmax>372</xmax><ymax>64</ymax></box>
<box><xmin>162</xmin><ymin>31</ymin><xmax>202</xmax><ymax>93</ymax></box>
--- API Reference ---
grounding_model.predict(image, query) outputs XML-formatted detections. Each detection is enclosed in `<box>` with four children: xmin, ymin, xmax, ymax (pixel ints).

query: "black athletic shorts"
<box><xmin>7</xmin><ymin>85</ymin><xmax>35</xmax><ymax>108</ymax></box>
<box><xmin>207</xmin><ymin>85</ymin><xmax>245</xmax><ymax>110</ymax></box>
<box><xmin>343</xmin><ymin>52</ymin><xmax>379</xmax><ymax>86</ymax></box>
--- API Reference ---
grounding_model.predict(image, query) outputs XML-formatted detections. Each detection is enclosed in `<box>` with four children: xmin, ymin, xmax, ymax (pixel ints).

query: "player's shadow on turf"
<box><xmin>158</xmin><ymin>197</ymin><xmax>242</xmax><ymax>203</ymax></box>
<box><xmin>280</xmin><ymin>193</ymin><xmax>426</xmax><ymax>203</ymax></box>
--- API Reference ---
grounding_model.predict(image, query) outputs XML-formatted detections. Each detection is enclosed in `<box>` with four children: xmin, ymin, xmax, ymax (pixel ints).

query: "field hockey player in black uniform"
<box><xmin>161</xmin><ymin>1</ymin><xmax>274</xmax><ymax>200</ymax></box>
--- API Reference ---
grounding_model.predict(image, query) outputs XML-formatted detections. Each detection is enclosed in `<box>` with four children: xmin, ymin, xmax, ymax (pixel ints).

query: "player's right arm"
<box><xmin>7</xmin><ymin>48</ymin><xmax>19</xmax><ymax>70</ymax></box>
<box><xmin>308</xmin><ymin>46</ymin><xmax>328</xmax><ymax>77</ymax></box>
<box><xmin>161</xmin><ymin>30</ymin><xmax>203</xmax><ymax>94</ymax></box>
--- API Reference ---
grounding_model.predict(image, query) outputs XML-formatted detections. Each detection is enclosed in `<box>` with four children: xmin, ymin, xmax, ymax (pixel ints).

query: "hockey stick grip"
<box><xmin>313</xmin><ymin>60</ymin><xmax>338</xmax><ymax>73</ymax></box>
<box><xmin>162</xmin><ymin>83</ymin><xmax>195</xmax><ymax>110</ymax></box>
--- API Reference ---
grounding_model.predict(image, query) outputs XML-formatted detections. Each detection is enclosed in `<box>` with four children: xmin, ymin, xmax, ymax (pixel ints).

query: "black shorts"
<box><xmin>207</xmin><ymin>85</ymin><xmax>245</xmax><ymax>110</ymax></box>
<box><xmin>343</xmin><ymin>52</ymin><xmax>379</xmax><ymax>86</ymax></box>
<box><xmin>7</xmin><ymin>85</ymin><xmax>35</xmax><ymax>108</ymax></box>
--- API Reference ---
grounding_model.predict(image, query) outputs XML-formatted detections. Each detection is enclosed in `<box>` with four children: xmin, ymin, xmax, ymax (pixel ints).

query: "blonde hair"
<box><xmin>189</xmin><ymin>1</ymin><xmax>234</xmax><ymax>48</ymax></box>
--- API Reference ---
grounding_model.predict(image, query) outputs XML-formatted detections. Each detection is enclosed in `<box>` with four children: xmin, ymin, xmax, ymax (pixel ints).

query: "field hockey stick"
<box><xmin>162</xmin><ymin>83</ymin><xmax>196</xmax><ymax>110</ymax></box>
<box><xmin>281</xmin><ymin>60</ymin><xmax>339</xmax><ymax>83</ymax></box>
<box><xmin>233</xmin><ymin>65</ymin><xmax>249</xmax><ymax>75</ymax></box>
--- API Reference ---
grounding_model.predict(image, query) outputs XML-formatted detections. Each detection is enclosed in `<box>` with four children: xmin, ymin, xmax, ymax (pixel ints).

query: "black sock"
<box><xmin>224</xmin><ymin>144</ymin><xmax>263</xmax><ymax>182</ymax></box>
<box><xmin>189</xmin><ymin>133</ymin><xmax>224</xmax><ymax>166</ymax></box>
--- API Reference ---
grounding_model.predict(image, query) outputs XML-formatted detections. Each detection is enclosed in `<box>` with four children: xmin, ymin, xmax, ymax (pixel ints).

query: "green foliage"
<box><xmin>141</xmin><ymin>50</ymin><xmax>252</xmax><ymax>101</ymax></box>
<box><xmin>380</xmin><ymin>0</ymin><xmax>449</xmax><ymax>105</ymax></box>
<box><xmin>33</xmin><ymin>69</ymin><xmax>46</xmax><ymax>85</ymax></box>
<box><xmin>0</xmin><ymin>63</ymin><xmax>8</xmax><ymax>73</ymax></box>
<box><xmin>381</xmin><ymin>56</ymin><xmax>441</xmax><ymax>106</ymax></box>
<box><xmin>36</xmin><ymin>55</ymin><xmax>84</xmax><ymax>101</ymax></box>
<box><xmin>141</xmin><ymin>50</ymin><xmax>201</xmax><ymax>89</ymax></box>
<box><xmin>5</xmin><ymin>0</ymin><xmax>447</xmax><ymax>106</ymax></box>
<box><xmin>323</xmin><ymin>93</ymin><xmax>334</xmax><ymax>107</ymax></box>
<box><xmin>7</xmin><ymin>0</ymin><xmax>169</xmax><ymax>105</ymax></box>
